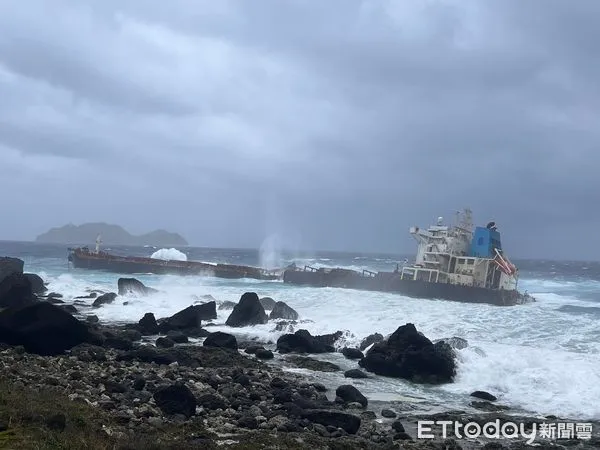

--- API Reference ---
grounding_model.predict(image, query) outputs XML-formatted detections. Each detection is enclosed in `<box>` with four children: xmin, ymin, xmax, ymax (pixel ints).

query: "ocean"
<box><xmin>2</xmin><ymin>240</ymin><xmax>599</xmax><ymax>422</ymax></box>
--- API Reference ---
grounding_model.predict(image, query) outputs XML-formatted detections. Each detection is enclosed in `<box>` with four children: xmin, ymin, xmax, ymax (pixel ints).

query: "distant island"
<box><xmin>35</xmin><ymin>223</ymin><xmax>188</xmax><ymax>247</ymax></box>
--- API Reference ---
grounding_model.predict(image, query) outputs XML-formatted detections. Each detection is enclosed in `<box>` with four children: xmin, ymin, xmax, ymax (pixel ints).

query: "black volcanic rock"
<box><xmin>0</xmin><ymin>302</ymin><xmax>90</xmax><ymax>356</ymax></box>
<box><xmin>153</xmin><ymin>383</ymin><xmax>197</xmax><ymax>418</ymax></box>
<box><xmin>138</xmin><ymin>313</ymin><xmax>159</xmax><ymax>335</ymax></box>
<box><xmin>23</xmin><ymin>273</ymin><xmax>46</xmax><ymax>295</ymax></box>
<box><xmin>0</xmin><ymin>257</ymin><xmax>24</xmax><ymax>283</ymax></box>
<box><xmin>92</xmin><ymin>292</ymin><xmax>117</xmax><ymax>307</ymax></box>
<box><xmin>336</xmin><ymin>384</ymin><xmax>368</xmax><ymax>408</ymax></box>
<box><xmin>358</xmin><ymin>323</ymin><xmax>456</xmax><ymax>384</ymax></box>
<box><xmin>276</xmin><ymin>329</ymin><xmax>343</xmax><ymax>354</ymax></box>
<box><xmin>117</xmin><ymin>278</ymin><xmax>158</xmax><ymax>296</ymax></box>
<box><xmin>259</xmin><ymin>297</ymin><xmax>277</xmax><ymax>310</ymax></box>
<box><xmin>225</xmin><ymin>292</ymin><xmax>268</xmax><ymax>327</ymax></box>
<box><xmin>203</xmin><ymin>331</ymin><xmax>237</xmax><ymax>350</ymax></box>
<box><xmin>158</xmin><ymin>303</ymin><xmax>217</xmax><ymax>332</ymax></box>
<box><xmin>269</xmin><ymin>301</ymin><xmax>299</xmax><ymax>320</ymax></box>
<box><xmin>0</xmin><ymin>273</ymin><xmax>37</xmax><ymax>309</ymax></box>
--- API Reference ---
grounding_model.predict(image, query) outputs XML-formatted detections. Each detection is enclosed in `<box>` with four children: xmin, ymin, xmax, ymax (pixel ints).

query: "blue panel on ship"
<box><xmin>470</xmin><ymin>227</ymin><xmax>502</xmax><ymax>258</ymax></box>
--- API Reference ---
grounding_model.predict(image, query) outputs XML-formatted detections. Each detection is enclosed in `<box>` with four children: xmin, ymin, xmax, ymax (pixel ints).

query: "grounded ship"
<box><xmin>282</xmin><ymin>209</ymin><xmax>534</xmax><ymax>306</ymax></box>
<box><xmin>67</xmin><ymin>239</ymin><xmax>281</xmax><ymax>281</ymax></box>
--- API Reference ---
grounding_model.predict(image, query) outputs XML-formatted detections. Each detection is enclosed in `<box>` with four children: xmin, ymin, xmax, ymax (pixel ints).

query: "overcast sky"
<box><xmin>1</xmin><ymin>0</ymin><xmax>598</xmax><ymax>260</ymax></box>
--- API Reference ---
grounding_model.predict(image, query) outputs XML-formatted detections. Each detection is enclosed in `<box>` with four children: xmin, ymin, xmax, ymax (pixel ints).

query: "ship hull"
<box><xmin>68</xmin><ymin>249</ymin><xmax>280</xmax><ymax>281</ymax></box>
<box><xmin>283</xmin><ymin>269</ymin><xmax>530</xmax><ymax>306</ymax></box>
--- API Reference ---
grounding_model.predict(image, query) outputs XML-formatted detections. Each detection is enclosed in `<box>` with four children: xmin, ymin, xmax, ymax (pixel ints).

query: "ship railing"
<box><xmin>304</xmin><ymin>265</ymin><xmax>319</xmax><ymax>272</ymax></box>
<box><xmin>362</xmin><ymin>269</ymin><xmax>376</xmax><ymax>277</ymax></box>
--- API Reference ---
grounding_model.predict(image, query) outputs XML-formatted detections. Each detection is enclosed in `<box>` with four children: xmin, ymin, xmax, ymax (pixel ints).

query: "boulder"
<box><xmin>359</xmin><ymin>333</ymin><xmax>384</xmax><ymax>351</ymax></box>
<box><xmin>434</xmin><ymin>336</ymin><xmax>469</xmax><ymax>350</ymax></box>
<box><xmin>276</xmin><ymin>329</ymin><xmax>343</xmax><ymax>354</ymax></box>
<box><xmin>341</xmin><ymin>347</ymin><xmax>364</xmax><ymax>359</ymax></box>
<box><xmin>203</xmin><ymin>331</ymin><xmax>237</xmax><ymax>350</ymax></box>
<box><xmin>138</xmin><ymin>313</ymin><xmax>159</xmax><ymax>335</ymax></box>
<box><xmin>0</xmin><ymin>257</ymin><xmax>24</xmax><ymax>283</ymax></box>
<box><xmin>225</xmin><ymin>292</ymin><xmax>268</xmax><ymax>327</ymax></box>
<box><xmin>23</xmin><ymin>273</ymin><xmax>46</xmax><ymax>295</ymax></box>
<box><xmin>269</xmin><ymin>301</ymin><xmax>299</xmax><ymax>320</ymax></box>
<box><xmin>336</xmin><ymin>385</ymin><xmax>368</xmax><ymax>408</ymax></box>
<box><xmin>259</xmin><ymin>297</ymin><xmax>277</xmax><ymax>310</ymax></box>
<box><xmin>0</xmin><ymin>272</ymin><xmax>38</xmax><ymax>309</ymax></box>
<box><xmin>471</xmin><ymin>391</ymin><xmax>497</xmax><ymax>402</ymax></box>
<box><xmin>344</xmin><ymin>369</ymin><xmax>369</xmax><ymax>379</ymax></box>
<box><xmin>92</xmin><ymin>292</ymin><xmax>117</xmax><ymax>307</ymax></box>
<box><xmin>158</xmin><ymin>302</ymin><xmax>217</xmax><ymax>332</ymax></box>
<box><xmin>301</xmin><ymin>410</ymin><xmax>361</xmax><ymax>434</ymax></box>
<box><xmin>153</xmin><ymin>384</ymin><xmax>197</xmax><ymax>418</ymax></box>
<box><xmin>218</xmin><ymin>301</ymin><xmax>237</xmax><ymax>310</ymax></box>
<box><xmin>117</xmin><ymin>278</ymin><xmax>158</xmax><ymax>296</ymax></box>
<box><xmin>358</xmin><ymin>323</ymin><xmax>456</xmax><ymax>384</ymax></box>
<box><xmin>0</xmin><ymin>302</ymin><xmax>90</xmax><ymax>356</ymax></box>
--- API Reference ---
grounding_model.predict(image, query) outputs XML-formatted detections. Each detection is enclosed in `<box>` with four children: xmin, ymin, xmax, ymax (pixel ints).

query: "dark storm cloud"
<box><xmin>0</xmin><ymin>0</ymin><xmax>598</xmax><ymax>259</ymax></box>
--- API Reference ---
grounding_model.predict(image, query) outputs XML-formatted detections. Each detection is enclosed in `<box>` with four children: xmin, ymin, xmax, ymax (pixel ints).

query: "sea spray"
<box><xmin>150</xmin><ymin>248</ymin><xmax>187</xmax><ymax>261</ymax></box>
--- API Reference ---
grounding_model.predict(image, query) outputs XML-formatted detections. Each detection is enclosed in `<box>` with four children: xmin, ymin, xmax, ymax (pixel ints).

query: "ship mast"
<box><xmin>95</xmin><ymin>234</ymin><xmax>102</xmax><ymax>253</ymax></box>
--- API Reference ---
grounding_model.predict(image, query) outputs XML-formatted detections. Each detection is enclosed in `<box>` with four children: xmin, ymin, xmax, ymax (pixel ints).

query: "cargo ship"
<box><xmin>282</xmin><ymin>209</ymin><xmax>534</xmax><ymax>306</ymax></box>
<box><xmin>67</xmin><ymin>237</ymin><xmax>282</xmax><ymax>281</ymax></box>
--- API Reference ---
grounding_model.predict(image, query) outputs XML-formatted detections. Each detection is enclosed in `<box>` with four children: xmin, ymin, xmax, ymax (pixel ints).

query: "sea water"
<box><xmin>2</xmin><ymin>241</ymin><xmax>599</xmax><ymax>421</ymax></box>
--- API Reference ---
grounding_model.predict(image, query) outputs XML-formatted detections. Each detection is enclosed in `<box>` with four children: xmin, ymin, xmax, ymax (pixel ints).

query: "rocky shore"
<box><xmin>1</xmin><ymin>257</ymin><xmax>599</xmax><ymax>449</ymax></box>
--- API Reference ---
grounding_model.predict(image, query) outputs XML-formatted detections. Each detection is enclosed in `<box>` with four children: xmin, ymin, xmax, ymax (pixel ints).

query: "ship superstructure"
<box><xmin>400</xmin><ymin>208</ymin><xmax>518</xmax><ymax>291</ymax></box>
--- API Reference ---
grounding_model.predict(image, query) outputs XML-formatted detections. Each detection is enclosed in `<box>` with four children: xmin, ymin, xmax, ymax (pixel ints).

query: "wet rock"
<box><xmin>342</xmin><ymin>347</ymin><xmax>364</xmax><ymax>360</ymax></box>
<box><xmin>0</xmin><ymin>302</ymin><xmax>91</xmax><ymax>356</ymax></box>
<box><xmin>269</xmin><ymin>301</ymin><xmax>299</xmax><ymax>320</ymax></box>
<box><xmin>117</xmin><ymin>278</ymin><xmax>158</xmax><ymax>296</ymax></box>
<box><xmin>156</xmin><ymin>337</ymin><xmax>175</xmax><ymax>348</ymax></box>
<box><xmin>255</xmin><ymin>349</ymin><xmax>274</xmax><ymax>360</ymax></box>
<box><xmin>60</xmin><ymin>305</ymin><xmax>78</xmax><ymax>314</ymax></box>
<box><xmin>23</xmin><ymin>273</ymin><xmax>46</xmax><ymax>295</ymax></box>
<box><xmin>86</xmin><ymin>315</ymin><xmax>99</xmax><ymax>324</ymax></box>
<box><xmin>0</xmin><ymin>272</ymin><xmax>37</xmax><ymax>309</ymax></box>
<box><xmin>92</xmin><ymin>292</ymin><xmax>117</xmax><ymax>307</ymax></box>
<box><xmin>166</xmin><ymin>331</ymin><xmax>189</xmax><ymax>343</ymax></box>
<box><xmin>286</xmin><ymin>355</ymin><xmax>340</xmax><ymax>372</ymax></box>
<box><xmin>138</xmin><ymin>313</ymin><xmax>159</xmax><ymax>335</ymax></box>
<box><xmin>225</xmin><ymin>292</ymin><xmax>268</xmax><ymax>327</ymax></box>
<box><xmin>259</xmin><ymin>297</ymin><xmax>277</xmax><ymax>310</ymax></box>
<box><xmin>244</xmin><ymin>345</ymin><xmax>265</xmax><ymax>355</ymax></box>
<box><xmin>435</xmin><ymin>336</ymin><xmax>469</xmax><ymax>350</ymax></box>
<box><xmin>302</xmin><ymin>410</ymin><xmax>361</xmax><ymax>434</ymax></box>
<box><xmin>471</xmin><ymin>401</ymin><xmax>510</xmax><ymax>412</ymax></box>
<box><xmin>381</xmin><ymin>409</ymin><xmax>397</xmax><ymax>418</ymax></box>
<box><xmin>0</xmin><ymin>257</ymin><xmax>24</xmax><ymax>283</ymax></box>
<box><xmin>276</xmin><ymin>329</ymin><xmax>343</xmax><ymax>354</ymax></box>
<box><xmin>359</xmin><ymin>323</ymin><xmax>456</xmax><ymax>384</ymax></box>
<box><xmin>344</xmin><ymin>369</ymin><xmax>369</xmax><ymax>379</ymax></box>
<box><xmin>158</xmin><ymin>303</ymin><xmax>217</xmax><ymax>332</ymax></box>
<box><xmin>471</xmin><ymin>390</ymin><xmax>497</xmax><ymax>402</ymax></box>
<box><xmin>359</xmin><ymin>333</ymin><xmax>384</xmax><ymax>351</ymax></box>
<box><xmin>336</xmin><ymin>385</ymin><xmax>368</xmax><ymax>408</ymax></box>
<box><xmin>153</xmin><ymin>383</ymin><xmax>197</xmax><ymax>418</ymax></box>
<box><xmin>203</xmin><ymin>331</ymin><xmax>237</xmax><ymax>350</ymax></box>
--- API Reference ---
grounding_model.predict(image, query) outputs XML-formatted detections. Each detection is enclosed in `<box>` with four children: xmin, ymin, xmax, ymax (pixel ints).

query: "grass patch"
<box><xmin>0</xmin><ymin>379</ymin><xmax>216</xmax><ymax>449</ymax></box>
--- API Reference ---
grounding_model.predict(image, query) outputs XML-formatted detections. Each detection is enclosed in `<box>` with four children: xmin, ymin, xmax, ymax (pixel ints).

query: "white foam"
<box><xmin>150</xmin><ymin>248</ymin><xmax>187</xmax><ymax>261</ymax></box>
<box><xmin>43</xmin><ymin>271</ymin><xmax>600</xmax><ymax>420</ymax></box>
